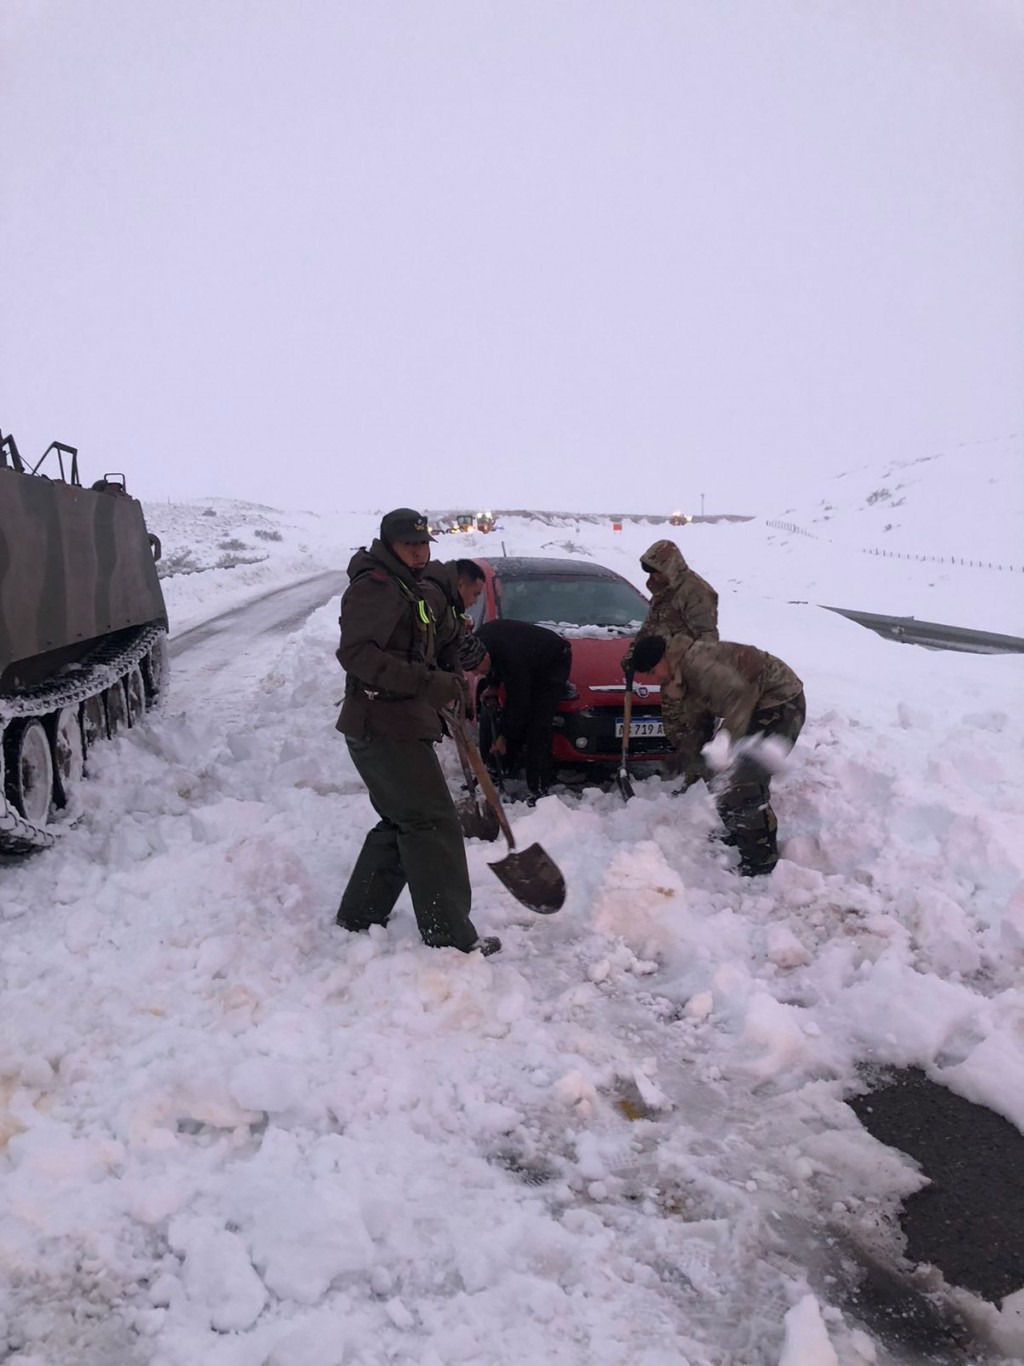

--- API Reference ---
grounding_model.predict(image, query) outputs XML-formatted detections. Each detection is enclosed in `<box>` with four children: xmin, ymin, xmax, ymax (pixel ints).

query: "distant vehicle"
<box><xmin>669</xmin><ymin>510</ymin><xmax>690</xmax><ymax>526</ymax></box>
<box><xmin>1</xmin><ymin>430</ymin><xmax>168</xmax><ymax>853</ymax></box>
<box><xmin>475</xmin><ymin>511</ymin><xmax>496</xmax><ymax>533</ymax></box>
<box><xmin>466</xmin><ymin>556</ymin><xmax>672</xmax><ymax>773</ymax></box>
<box><xmin>454</xmin><ymin>512</ymin><xmax>477</xmax><ymax>533</ymax></box>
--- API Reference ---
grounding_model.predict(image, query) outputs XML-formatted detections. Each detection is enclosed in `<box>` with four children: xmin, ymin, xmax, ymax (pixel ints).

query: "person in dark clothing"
<box><xmin>422</xmin><ymin>558</ymin><xmax>488</xmax><ymax>675</ymax></box>
<box><xmin>631</xmin><ymin>633</ymin><xmax>805</xmax><ymax>877</ymax></box>
<box><xmin>334</xmin><ymin>508</ymin><xmax>500</xmax><ymax>956</ymax></box>
<box><xmin>470</xmin><ymin>620</ymin><xmax>572</xmax><ymax>800</ymax></box>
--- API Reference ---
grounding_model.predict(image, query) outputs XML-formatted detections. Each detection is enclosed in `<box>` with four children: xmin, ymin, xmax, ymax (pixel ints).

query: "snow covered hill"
<box><xmin>144</xmin><ymin>430</ymin><xmax>1023</xmax><ymax>637</ymax></box>
<box><xmin>1</xmin><ymin>443</ymin><xmax>1022</xmax><ymax>1365</ymax></box>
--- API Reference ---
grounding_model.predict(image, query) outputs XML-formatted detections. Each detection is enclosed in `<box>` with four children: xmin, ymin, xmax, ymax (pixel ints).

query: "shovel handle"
<box><xmin>621</xmin><ymin>670</ymin><xmax>634</xmax><ymax>764</ymax></box>
<box><xmin>452</xmin><ymin>724</ymin><xmax>479</xmax><ymax>794</ymax></box>
<box><xmin>450</xmin><ymin>713</ymin><xmax>516</xmax><ymax>851</ymax></box>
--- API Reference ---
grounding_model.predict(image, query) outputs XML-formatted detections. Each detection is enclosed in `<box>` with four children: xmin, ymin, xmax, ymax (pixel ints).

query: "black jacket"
<box><xmin>475</xmin><ymin>620</ymin><xmax>570</xmax><ymax>751</ymax></box>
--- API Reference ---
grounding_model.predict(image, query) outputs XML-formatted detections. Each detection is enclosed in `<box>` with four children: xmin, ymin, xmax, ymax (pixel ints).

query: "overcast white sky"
<box><xmin>1</xmin><ymin>0</ymin><xmax>1022</xmax><ymax>515</ymax></box>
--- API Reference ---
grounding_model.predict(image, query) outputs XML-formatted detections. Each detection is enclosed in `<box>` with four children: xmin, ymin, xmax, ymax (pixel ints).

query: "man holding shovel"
<box><xmin>334</xmin><ymin>508</ymin><xmax>500</xmax><ymax>957</ymax></box>
<box><xmin>630</xmin><ymin>633</ymin><xmax>805</xmax><ymax>877</ymax></box>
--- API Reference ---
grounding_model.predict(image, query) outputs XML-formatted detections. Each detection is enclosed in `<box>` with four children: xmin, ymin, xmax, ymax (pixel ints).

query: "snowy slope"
<box><xmin>1</xmin><ymin>444</ymin><xmax>1022</xmax><ymax>1365</ymax></box>
<box><xmin>146</xmin><ymin>429</ymin><xmax>1023</xmax><ymax>637</ymax></box>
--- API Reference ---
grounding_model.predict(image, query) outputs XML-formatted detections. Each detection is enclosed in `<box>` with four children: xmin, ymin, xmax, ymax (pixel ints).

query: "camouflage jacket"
<box><xmin>666</xmin><ymin>638</ymin><xmax>803</xmax><ymax>742</ymax></box>
<box><xmin>335</xmin><ymin>541</ymin><xmax>460</xmax><ymax>742</ymax></box>
<box><xmin>624</xmin><ymin>539</ymin><xmax>718</xmax><ymax>672</ymax></box>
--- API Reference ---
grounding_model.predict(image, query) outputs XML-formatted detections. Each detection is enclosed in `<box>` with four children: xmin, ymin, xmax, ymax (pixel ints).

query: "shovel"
<box><xmin>451</xmin><ymin>722</ymin><xmax>500</xmax><ymax>842</ymax></box>
<box><xmin>616</xmin><ymin>669</ymin><xmax>635</xmax><ymax>802</ymax></box>
<box><xmin>450</xmin><ymin>713</ymin><xmax>566</xmax><ymax>914</ymax></box>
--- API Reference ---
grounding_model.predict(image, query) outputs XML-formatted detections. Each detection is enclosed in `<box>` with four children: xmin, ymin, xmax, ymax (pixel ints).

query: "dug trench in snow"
<box><xmin>849</xmin><ymin>1067</ymin><xmax>1024</xmax><ymax>1307</ymax></box>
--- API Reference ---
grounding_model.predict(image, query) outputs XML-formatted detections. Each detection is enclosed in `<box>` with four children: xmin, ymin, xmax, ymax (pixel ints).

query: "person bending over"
<box><xmin>470</xmin><ymin>619</ymin><xmax>571</xmax><ymax>801</ymax></box>
<box><xmin>631</xmin><ymin>633</ymin><xmax>805</xmax><ymax>877</ymax></box>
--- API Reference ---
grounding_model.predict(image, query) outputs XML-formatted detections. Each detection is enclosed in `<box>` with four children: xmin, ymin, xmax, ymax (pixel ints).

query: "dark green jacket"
<box><xmin>336</xmin><ymin>541</ymin><xmax>457</xmax><ymax>741</ymax></box>
<box><xmin>421</xmin><ymin>562</ymin><xmax>468</xmax><ymax>657</ymax></box>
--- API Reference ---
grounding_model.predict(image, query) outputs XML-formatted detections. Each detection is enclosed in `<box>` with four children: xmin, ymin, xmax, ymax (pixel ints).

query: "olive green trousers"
<box><xmin>338</xmin><ymin>736</ymin><xmax>478</xmax><ymax>951</ymax></box>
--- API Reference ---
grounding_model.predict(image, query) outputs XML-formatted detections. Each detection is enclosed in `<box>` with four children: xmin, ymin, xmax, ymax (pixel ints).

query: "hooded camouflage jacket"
<box><xmin>636</xmin><ymin>539</ymin><xmax>718</xmax><ymax>646</ymax></box>
<box><xmin>665</xmin><ymin>638</ymin><xmax>803</xmax><ymax>742</ymax></box>
<box><xmin>623</xmin><ymin>539</ymin><xmax>718</xmax><ymax>675</ymax></box>
<box><xmin>336</xmin><ymin>540</ymin><xmax>461</xmax><ymax>742</ymax></box>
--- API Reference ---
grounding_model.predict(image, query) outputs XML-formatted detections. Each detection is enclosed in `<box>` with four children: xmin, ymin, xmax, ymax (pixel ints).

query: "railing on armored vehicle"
<box><xmin>0</xmin><ymin>430</ymin><xmax>26</xmax><ymax>472</ymax></box>
<box><xmin>0</xmin><ymin>431</ymin><xmax>80</xmax><ymax>484</ymax></box>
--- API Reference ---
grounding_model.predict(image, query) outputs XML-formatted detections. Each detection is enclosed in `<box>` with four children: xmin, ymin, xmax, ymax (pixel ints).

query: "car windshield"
<box><xmin>498</xmin><ymin>574</ymin><xmax>645</xmax><ymax>631</ymax></box>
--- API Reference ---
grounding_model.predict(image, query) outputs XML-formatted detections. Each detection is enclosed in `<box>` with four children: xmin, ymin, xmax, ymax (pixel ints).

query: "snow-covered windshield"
<box><xmin>498</xmin><ymin>573</ymin><xmax>646</xmax><ymax>630</ymax></box>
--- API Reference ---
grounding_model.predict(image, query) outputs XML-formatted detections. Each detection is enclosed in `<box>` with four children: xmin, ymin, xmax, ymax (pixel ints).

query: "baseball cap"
<box><xmin>380</xmin><ymin>508</ymin><xmax>435</xmax><ymax>544</ymax></box>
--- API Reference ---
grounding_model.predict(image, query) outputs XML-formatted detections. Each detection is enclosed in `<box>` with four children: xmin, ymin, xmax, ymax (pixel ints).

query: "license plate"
<box><xmin>615</xmin><ymin>717</ymin><xmax>665</xmax><ymax>738</ymax></box>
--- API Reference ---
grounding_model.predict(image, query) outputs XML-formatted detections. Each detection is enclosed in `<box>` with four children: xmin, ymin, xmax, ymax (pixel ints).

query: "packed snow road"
<box><xmin>168</xmin><ymin>570</ymin><xmax>347</xmax><ymax>712</ymax></box>
<box><xmin>1</xmin><ymin>536</ymin><xmax>1022</xmax><ymax>1366</ymax></box>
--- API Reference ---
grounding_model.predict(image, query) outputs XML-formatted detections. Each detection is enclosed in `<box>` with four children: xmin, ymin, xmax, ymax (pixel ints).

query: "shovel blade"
<box><xmin>616</xmin><ymin>765</ymin><xmax>635</xmax><ymax>802</ymax></box>
<box><xmin>489</xmin><ymin>842</ymin><xmax>566</xmax><ymax>914</ymax></box>
<box><xmin>456</xmin><ymin>796</ymin><xmax>500</xmax><ymax>843</ymax></box>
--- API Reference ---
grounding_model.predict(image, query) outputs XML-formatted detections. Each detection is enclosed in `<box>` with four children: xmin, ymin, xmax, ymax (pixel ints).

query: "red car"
<box><xmin>466</xmin><ymin>556</ymin><xmax>672</xmax><ymax>772</ymax></box>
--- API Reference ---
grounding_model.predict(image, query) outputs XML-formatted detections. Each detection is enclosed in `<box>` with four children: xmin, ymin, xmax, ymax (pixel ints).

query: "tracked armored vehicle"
<box><xmin>1</xmin><ymin>431</ymin><xmax>168</xmax><ymax>854</ymax></box>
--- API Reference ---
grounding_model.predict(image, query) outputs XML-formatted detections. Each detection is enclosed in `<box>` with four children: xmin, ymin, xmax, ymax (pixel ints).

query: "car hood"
<box><xmin>565</xmin><ymin>635</ymin><xmax>641</xmax><ymax>694</ymax></box>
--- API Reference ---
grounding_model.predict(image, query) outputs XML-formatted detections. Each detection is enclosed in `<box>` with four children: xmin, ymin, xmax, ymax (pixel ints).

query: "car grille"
<box><xmin>554</xmin><ymin>704</ymin><xmax>673</xmax><ymax>759</ymax></box>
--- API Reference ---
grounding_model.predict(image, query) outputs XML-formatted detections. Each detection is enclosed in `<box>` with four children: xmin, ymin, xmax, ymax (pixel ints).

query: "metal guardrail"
<box><xmin>821</xmin><ymin>606</ymin><xmax>1024</xmax><ymax>655</ymax></box>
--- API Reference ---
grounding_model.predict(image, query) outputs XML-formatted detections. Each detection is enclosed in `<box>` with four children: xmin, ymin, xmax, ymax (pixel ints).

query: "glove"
<box><xmin>423</xmin><ymin>670</ymin><xmax>466</xmax><ymax>710</ymax></box>
<box><xmin>729</xmin><ymin>734</ymin><xmax>785</xmax><ymax>778</ymax></box>
<box><xmin>665</xmin><ymin>750</ymin><xmax>709</xmax><ymax>783</ymax></box>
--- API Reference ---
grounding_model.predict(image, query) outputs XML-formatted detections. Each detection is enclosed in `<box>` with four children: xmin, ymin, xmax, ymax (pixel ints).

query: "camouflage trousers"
<box><xmin>661</xmin><ymin>697</ymin><xmax>716</xmax><ymax>776</ymax></box>
<box><xmin>712</xmin><ymin>692</ymin><xmax>806</xmax><ymax>876</ymax></box>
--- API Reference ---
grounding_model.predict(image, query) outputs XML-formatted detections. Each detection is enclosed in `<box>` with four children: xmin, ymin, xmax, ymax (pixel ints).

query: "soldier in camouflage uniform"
<box><xmin>631</xmin><ymin>633</ymin><xmax>805</xmax><ymax>877</ymax></box>
<box><xmin>623</xmin><ymin>540</ymin><xmax>720</xmax><ymax>780</ymax></box>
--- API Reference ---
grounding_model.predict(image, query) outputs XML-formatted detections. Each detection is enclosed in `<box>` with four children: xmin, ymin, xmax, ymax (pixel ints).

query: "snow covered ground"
<box><xmin>1</xmin><ymin>437</ymin><xmax>1023</xmax><ymax>1365</ymax></box>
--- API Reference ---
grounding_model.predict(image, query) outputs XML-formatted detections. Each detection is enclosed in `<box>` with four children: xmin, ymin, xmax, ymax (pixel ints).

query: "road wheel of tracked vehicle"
<box><xmin>3</xmin><ymin>719</ymin><xmax>54</xmax><ymax>826</ymax></box>
<box><xmin>125</xmin><ymin>666</ymin><xmax>147</xmax><ymax>726</ymax></box>
<box><xmin>143</xmin><ymin>636</ymin><xmax>168</xmax><ymax>703</ymax></box>
<box><xmin>50</xmin><ymin>706</ymin><xmax>85</xmax><ymax>808</ymax></box>
<box><xmin>81</xmin><ymin>694</ymin><xmax>107</xmax><ymax>759</ymax></box>
<box><xmin>104</xmin><ymin>680</ymin><xmax>129</xmax><ymax>735</ymax></box>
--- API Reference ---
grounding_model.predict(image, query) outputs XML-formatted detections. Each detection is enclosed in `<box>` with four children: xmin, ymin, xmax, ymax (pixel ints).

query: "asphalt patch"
<box><xmin>849</xmin><ymin>1066</ymin><xmax>1024</xmax><ymax>1305</ymax></box>
<box><xmin>838</xmin><ymin>1246</ymin><xmax>970</xmax><ymax>1362</ymax></box>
